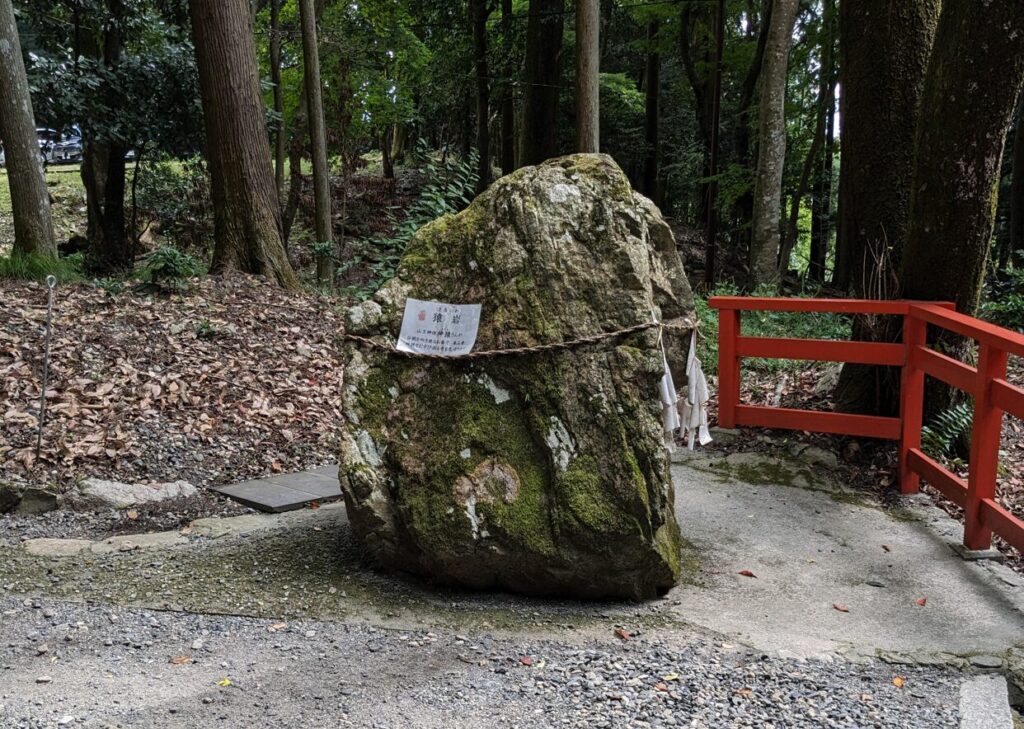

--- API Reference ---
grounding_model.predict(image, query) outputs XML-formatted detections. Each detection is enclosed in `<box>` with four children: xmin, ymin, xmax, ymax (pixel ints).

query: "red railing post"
<box><xmin>964</xmin><ymin>343</ymin><xmax>1009</xmax><ymax>551</ymax></box>
<box><xmin>718</xmin><ymin>309</ymin><xmax>740</xmax><ymax>428</ymax></box>
<box><xmin>899</xmin><ymin>312</ymin><xmax>927</xmax><ymax>494</ymax></box>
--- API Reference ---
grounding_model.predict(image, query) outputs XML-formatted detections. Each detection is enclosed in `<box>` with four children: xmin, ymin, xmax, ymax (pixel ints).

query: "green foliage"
<box><xmin>94</xmin><ymin>277</ymin><xmax>125</xmax><ymax>296</ymax></box>
<box><xmin>920</xmin><ymin>402</ymin><xmax>974</xmax><ymax>461</ymax></box>
<box><xmin>980</xmin><ymin>269</ymin><xmax>1024</xmax><ymax>331</ymax></box>
<box><xmin>194</xmin><ymin>318</ymin><xmax>219</xmax><ymax>340</ymax></box>
<box><xmin>142</xmin><ymin>245</ymin><xmax>203</xmax><ymax>288</ymax></box>
<box><xmin>339</xmin><ymin>149</ymin><xmax>479</xmax><ymax>299</ymax></box>
<box><xmin>0</xmin><ymin>253</ymin><xmax>82</xmax><ymax>282</ymax></box>
<box><xmin>133</xmin><ymin>159</ymin><xmax>213</xmax><ymax>250</ymax></box>
<box><xmin>596</xmin><ymin>73</ymin><xmax>646</xmax><ymax>172</ymax></box>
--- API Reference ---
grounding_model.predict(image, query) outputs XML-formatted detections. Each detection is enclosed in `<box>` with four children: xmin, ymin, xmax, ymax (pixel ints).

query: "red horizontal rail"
<box><xmin>710</xmin><ymin>297</ymin><xmax>955</xmax><ymax>315</ymax></box>
<box><xmin>736</xmin><ymin>337</ymin><xmax>904</xmax><ymax>366</ymax></box>
<box><xmin>910</xmin><ymin>345</ymin><xmax>980</xmax><ymax>396</ymax></box>
<box><xmin>735</xmin><ymin>405</ymin><xmax>902</xmax><ymax>440</ymax></box>
<box><xmin>980</xmin><ymin>499</ymin><xmax>1024</xmax><ymax>554</ymax></box>
<box><xmin>713</xmin><ymin>296</ymin><xmax>1023</xmax><ymax>558</ymax></box>
<box><xmin>906</xmin><ymin>449</ymin><xmax>968</xmax><ymax>508</ymax></box>
<box><xmin>911</xmin><ymin>304</ymin><xmax>1024</xmax><ymax>358</ymax></box>
<box><xmin>992</xmin><ymin>379</ymin><xmax>1024</xmax><ymax>419</ymax></box>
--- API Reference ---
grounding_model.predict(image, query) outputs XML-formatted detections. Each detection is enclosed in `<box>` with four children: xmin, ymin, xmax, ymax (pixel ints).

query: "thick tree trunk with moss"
<box><xmin>832</xmin><ymin>0</ymin><xmax>940</xmax><ymax>414</ymax></box>
<box><xmin>901</xmin><ymin>0</ymin><xmax>1024</xmax><ymax>314</ymax></box>
<box><xmin>832</xmin><ymin>0</ymin><xmax>940</xmax><ymax>293</ymax></box>
<box><xmin>190</xmin><ymin>0</ymin><xmax>298</xmax><ymax>288</ymax></box>
<box><xmin>521</xmin><ymin>0</ymin><xmax>563</xmax><ymax>165</ymax></box>
<box><xmin>0</xmin><ymin>0</ymin><xmax>56</xmax><ymax>259</ymax></box>
<box><xmin>749</xmin><ymin>0</ymin><xmax>799</xmax><ymax>287</ymax></box>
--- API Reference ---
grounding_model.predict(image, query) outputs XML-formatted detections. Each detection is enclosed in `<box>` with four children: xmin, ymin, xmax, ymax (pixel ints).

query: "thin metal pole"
<box><xmin>36</xmin><ymin>275</ymin><xmax>56</xmax><ymax>460</ymax></box>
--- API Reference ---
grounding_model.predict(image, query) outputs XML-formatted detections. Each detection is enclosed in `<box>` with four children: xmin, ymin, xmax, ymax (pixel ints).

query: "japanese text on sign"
<box><xmin>396</xmin><ymin>298</ymin><xmax>482</xmax><ymax>356</ymax></box>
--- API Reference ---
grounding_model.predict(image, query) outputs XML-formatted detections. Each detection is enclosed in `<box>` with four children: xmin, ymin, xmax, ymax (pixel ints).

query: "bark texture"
<box><xmin>0</xmin><ymin>0</ymin><xmax>56</xmax><ymax>258</ymax></box>
<box><xmin>299</xmin><ymin>0</ymin><xmax>332</xmax><ymax>262</ymax></box>
<box><xmin>901</xmin><ymin>0</ymin><xmax>1024</xmax><ymax>314</ymax></box>
<box><xmin>522</xmin><ymin>0</ymin><xmax>564</xmax><ymax>165</ymax></box>
<box><xmin>575</xmin><ymin>0</ymin><xmax>600</xmax><ymax>153</ymax></box>
<box><xmin>190</xmin><ymin>0</ymin><xmax>298</xmax><ymax>288</ymax></box>
<box><xmin>642</xmin><ymin>21</ymin><xmax>660</xmax><ymax>200</ymax></box>
<box><xmin>749</xmin><ymin>0</ymin><xmax>799</xmax><ymax>286</ymax></box>
<box><xmin>833</xmin><ymin>0</ymin><xmax>940</xmax><ymax>292</ymax></box>
<box><xmin>270</xmin><ymin>0</ymin><xmax>286</xmax><ymax>199</ymax></box>
<box><xmin>471</xmin><ymin>0</ymin><xmax>491</xmax><ymax>193</ymax></box>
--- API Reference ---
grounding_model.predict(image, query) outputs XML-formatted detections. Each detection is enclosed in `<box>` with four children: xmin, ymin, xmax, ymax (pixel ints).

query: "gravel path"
<box><xmin>0</xmin><ymin>597</ymin><xmax>962</xmax><ymax>728</ymax></box>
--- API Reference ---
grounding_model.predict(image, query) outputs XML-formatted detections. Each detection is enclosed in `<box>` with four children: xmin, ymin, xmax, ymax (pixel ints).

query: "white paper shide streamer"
<box><xmin>681</xmin><ymin>329</ymin><xmax>712</xmax><ymax>450</ymax></box>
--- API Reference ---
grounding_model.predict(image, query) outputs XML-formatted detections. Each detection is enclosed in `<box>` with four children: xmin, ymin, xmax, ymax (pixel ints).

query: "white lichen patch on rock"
<box><xmin>477</xmin><ymin>374</ymin><xmax>511</xmax><ymax>404</ymax></box>
<box><xmin>545</xmin><ymin>417</ymin><xmax>577</xmax><ymax>471</ymax></box>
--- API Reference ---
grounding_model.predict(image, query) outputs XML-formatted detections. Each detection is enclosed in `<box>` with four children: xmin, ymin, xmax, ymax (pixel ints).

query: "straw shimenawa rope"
<box><xmin>341</xmin><ymin>317</ymin><xmax>698</xmax><ymax>362</ymax></box>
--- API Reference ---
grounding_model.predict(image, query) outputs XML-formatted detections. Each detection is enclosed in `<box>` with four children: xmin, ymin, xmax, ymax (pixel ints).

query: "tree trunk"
<box><xmin>704</xmin><ymin>0</ymin><xmax>725</xmax><ymax>288</ymax></box>
<box><xmin>833</xmin><ymin>0</ymin><xmax>940</xmax><ymax>292</ymax></box>
<box><xmin>0</xmin><ymin>0</ymin><xmax>56</xmax><ymax>259</ymax></box>
<box><xmin>749</xmin><ymin>0</ymin><xmax>799</xmax><ymax>287</ymax></box>
<box><xmin>809</xmin><ymin>4</ymin><xmax>837</xmax><ymax>286</ymax></box>
<box><xmin>299</xmin><ymin>0</ymin><xmax>332</xmax><ymax>286</ymax></box>
<box><xmin>901</xmin><ymin>0</ymin><xmax>1024</xmax><ymax>316</ymax></box>
<box><xmin>84</xmin><ymin>0</ymin><xmax>131</xmax><ymax>274</ymax></box>
<box><xmin>270</xmin><ymin>0</ymin><xmax>286</xmax><ymax>200</ymax></box>
<box><xmin>1009</xmin><ymin>109</ymin><xmax>1024</xmax><ymax>268</ymax></box>
<box><xmin>678</xmin><ymin>4</ymin><xmax>712</xmax><ymax>227</ymax></box>
<box><xmin>471</xmin><ymin>0</ymin><xmax>491</xmax><ymax>193</ymax></box>
<box><xmin>500</xmin><ymin>0</ymin><xmax>516</xmax><ymax>175</ymax></box>
<box><xmin>381</xmin><ymin>128</ymin><xmax>395</xmax><ymax>179</ymax></box>
<box><xmin>522</xmin><ymin>0</ymin><xmax>564</xmax><ymax>165</ymax></box>
<box><xmin>641</xmin><ymin>21</ymin><xmax>660</xmax><ymax>200</ymax></box>
<box><xmin>190</xmin><ymin>0</ymin><xmax>297</xmax><ymax>288</ymax></box>
<box><xmin>575</xmin><ymin>0</ymin><xmax>599</xmax><ymax>153</ymax></box>
<box><xmin>780</xmin><ymin>0</ymin><xmax>835</xmax><ymax>277</ymax></box>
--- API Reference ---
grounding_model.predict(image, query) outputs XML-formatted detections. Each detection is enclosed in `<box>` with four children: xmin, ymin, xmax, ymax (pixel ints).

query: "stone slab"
<box><xmin>22</xmin><ymin>539</ymin><xmax>93</xmax><ymax>558</ymax></box>
<box><xmin>212</xmin><ymin>469</ymin><xmax>341</xmax><ymax>513</ymax></box>
<box><xmin>668</xmin><ymin>453</ymin><xmax>1024</xmax><ymax>659</ymax></box>
<box><xmin>959</xmin><ymin>675</ymin><xmax>1013</xmax><ymax>729</ymax></box>
<box><xmin>90</xmin><ymin>532</ymin><xmax>187</xmax><ymax>554</ymax></box>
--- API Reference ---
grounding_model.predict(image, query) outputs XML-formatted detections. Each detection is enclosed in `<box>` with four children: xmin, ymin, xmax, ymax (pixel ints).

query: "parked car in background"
<box><xmin>51</xmin><ymin>135</ymin><xmax>84</xmax><ymax>164</ymax></box>
<box><xmin>0</xmin><ymin>147</ymin><xmax>5</xmax><ymax>167</ymax></box>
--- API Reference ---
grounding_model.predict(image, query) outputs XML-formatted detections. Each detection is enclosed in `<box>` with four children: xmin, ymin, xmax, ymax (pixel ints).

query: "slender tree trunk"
<box><xmin>471</xmin><ymin>0</ymin><xmax>491</xmax><ymax>193</ymax></box>
<box><xmin>190</xmin><ymin>0</ymin><xmax>297</xmax><ymax>288</ymax></box>
<box><xmin>575</xmin><ymin>0</ymin><xmax>600</xmax><ymax>153</ymax></box>
<box><xmin>0</xmin><ymin>0</ymin><xmax>56</xmax><ymax>259</ymax></box>
<box><xmin>679</xmin><ymin>4</ymin><xmax>712</xmax><ymax>226</ymax></box>
<box><xmin>1010</xmin><ymin>109</ymin><xmax>1024</xmax><ymax>268</ymax></box>
<box><xmin>381</xmin><ymin>128</ymin><xmax>395</xmax><ymax>179</ymax></box>
<box><xmin>299</xmin><ymin>0</ymin><xmax>332</xmax><ymax>286</ymax></box>
<box><xmin>282</xmin><ymin>93</ymin><xmax>307</xmax><ymax>248</ymax></box>
<box><xmin>704</xmin><ymin>0</ymin><xmax>725</xmax><ymax>288</ymax></box>
<box><xmin>749</xmin><ymin>0</ymin><xmax>799</xmax><ymax>287</ymax></box>
<box><xmin>522</xmin><ymin>0</ymin><xmax>564</xmax><ymax>165</ymax></box>
<box><xmin>809</xmin><ymin>4</ymin><xmax>837</xmax><ymax>286</ymax></box>
<box><xmin>833</xmin><ymin>0</ymin><xmax>940</xmax><ymax>292</ymax></box>
<box><xmin>84</xmin><ymin>0</ymin><xmax>131</xmax><ymax>274</ymax></box>
<box><xmin>780</xmin><ymin>0</ymin><xmax>835</xmax><ymax>277</ymax></box>
<box><xmin>641</xmin><ymin>21</ymin><xmax>660</xmax><ymax>200</ymax></box>
<box><xmin>270</xmin><ymin>0</ymin><xmax>286</xmax><ymax>200</ymax></box>
<box><xmin>500</xmin><ymin>0</ymin><xmax>516</xmax><ymax>175</ymax></box>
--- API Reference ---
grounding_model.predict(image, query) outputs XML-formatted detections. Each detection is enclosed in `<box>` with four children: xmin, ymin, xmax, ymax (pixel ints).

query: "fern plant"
<box><xmin>340</xmin><ymin>150</ymin><xmax>479</xmax><ymax>299</ymax></box>
<box><xmin>920</xmin><ymin>402</ymin><xmax>974</xmax><ymax>459</ymax></box>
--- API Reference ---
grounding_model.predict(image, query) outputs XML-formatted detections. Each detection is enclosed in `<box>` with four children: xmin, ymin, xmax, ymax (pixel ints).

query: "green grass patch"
<box><xmin>0</xmin><ymin>251</ymin><xmax>84</xmax><ymax>282</ymax></box>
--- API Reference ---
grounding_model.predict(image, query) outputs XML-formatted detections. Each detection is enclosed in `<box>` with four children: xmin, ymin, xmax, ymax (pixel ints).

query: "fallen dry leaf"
<box><xmin>734</xmin><ymin>687</ymin><xmax>753</xmax><ymax>698</ymax></box>
<box><xmin>833</xmin><ymin>604</ymin><xmax>850</xmax><ymax>613</ymax></box>
<box><xmin>915</xmin><ymin>597</ymin><xmax>927</xmax><ymax>607</ymax></box>
<box><xmin>654</xmin><ymin>683</ymin><xmax>668</xmax><ymax>692</ymax></box>
<box><xmin>520</xmin><ymin>656</ymin><xmax>533</xmax><ymax>666</ymax></box>
<box><xmin>892</xmin><ymin>676</ymin><xmax>906</xmax><ymax>688</ymax></box>
<box><xmin>169</xmin><ymin>655</ymin><xmax>190</xmax><ymax>665</ymax></box>
<box><xmin>882</xmin><ymin>545</ymin><xmax>891</xmax><ymax>553</ymax></box>
<box><xmin>738</xmin><ymin>570</ymin><xmax>757</xmax><ymax>578</ymax></box>
<box><xmin>613</xmin><ymin>628</ymin><xmax>631</xmax><ymax>641</ymax></box>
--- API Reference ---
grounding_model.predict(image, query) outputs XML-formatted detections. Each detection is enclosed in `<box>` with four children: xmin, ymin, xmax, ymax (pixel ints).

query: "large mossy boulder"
<box><xmin>339</xmin><ymin>154</ymin><xmax>695</xmax><ymax>600</ymax></box>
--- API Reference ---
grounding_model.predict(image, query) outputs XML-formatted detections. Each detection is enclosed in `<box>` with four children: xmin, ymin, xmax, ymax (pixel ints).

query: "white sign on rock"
<box><xmin>397</xmin><ymin>298</ymin><xmax>482</xmax><ymax>356</ymax></box>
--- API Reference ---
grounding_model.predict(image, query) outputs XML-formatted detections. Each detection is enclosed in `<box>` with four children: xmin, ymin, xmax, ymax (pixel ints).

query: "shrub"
<box><xmin>142</xmin><ymin>245</ymin><xmax>203</xmax><ymax>289</ymax></box>
<box><xmin>980</xmin><ymin>268</ymin><xmax>1024</xmax><ymax>332</ymax></box>
<box><xmin>133</xmin><ymin>158</ymin><xmax>213</xmax><ymax>251</ymax></box>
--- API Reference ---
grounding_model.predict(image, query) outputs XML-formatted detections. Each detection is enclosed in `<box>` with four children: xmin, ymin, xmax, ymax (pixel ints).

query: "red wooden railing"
<box><xmin>709</xmin><ymin>296</ymin><xmax>1024</xmax><ymax>555</ymax></box>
